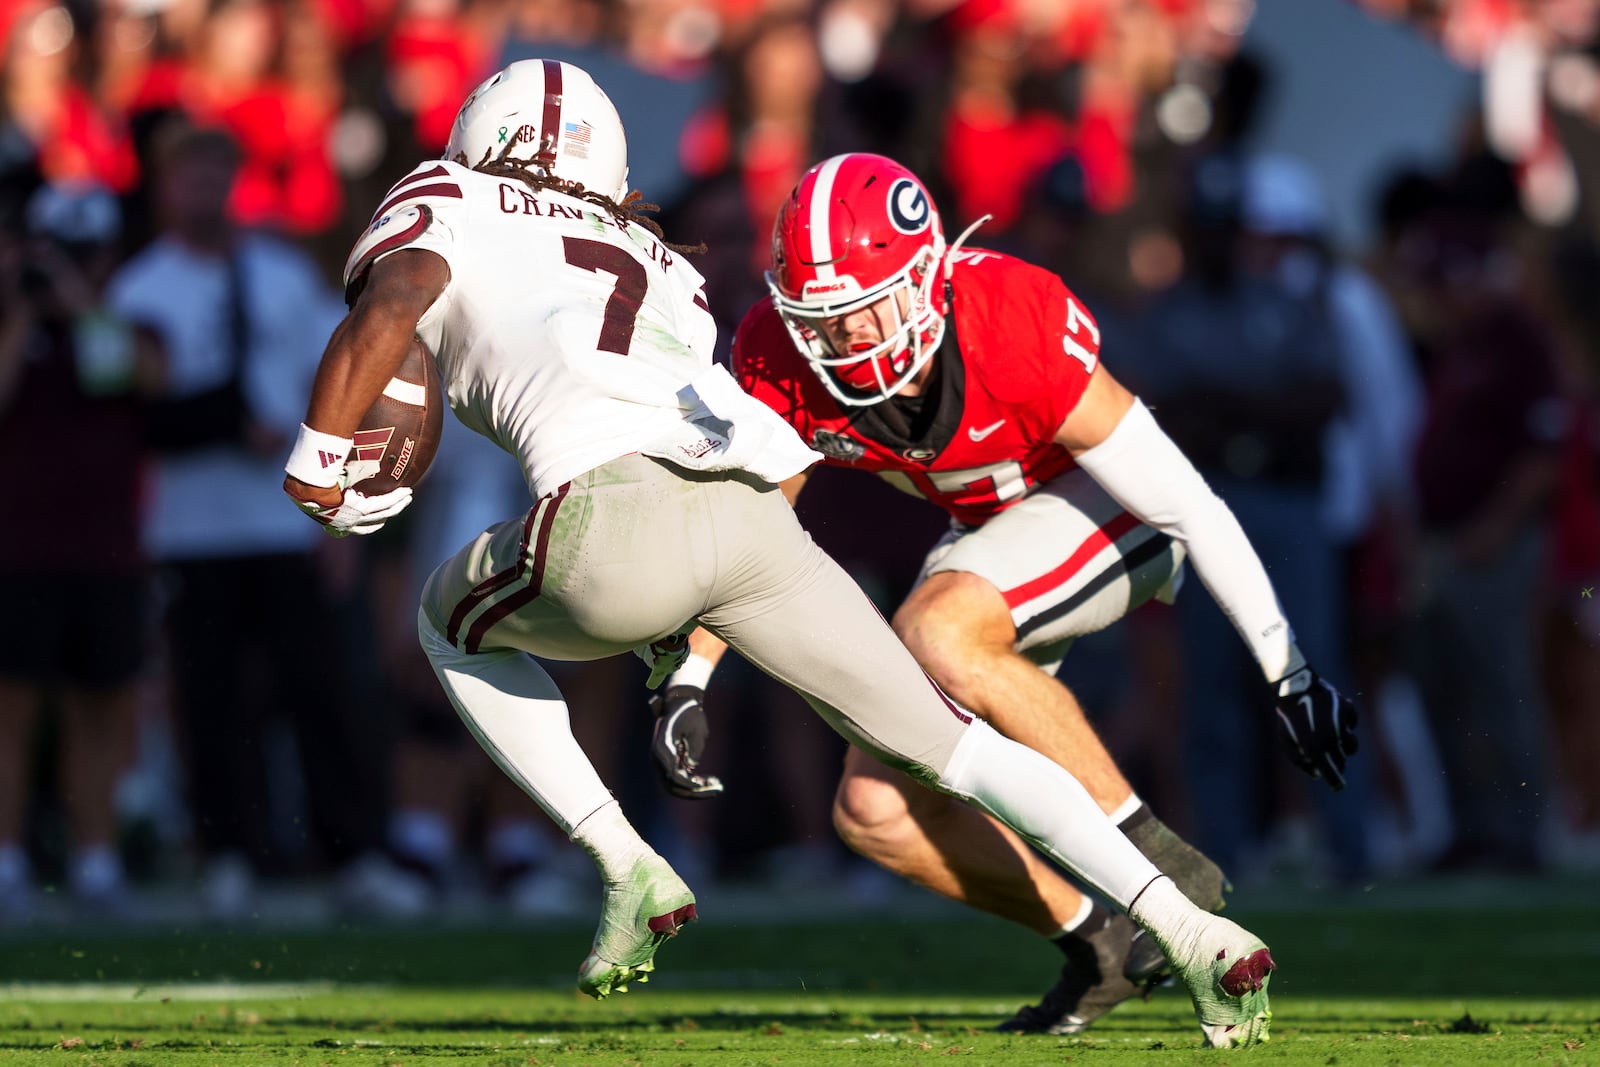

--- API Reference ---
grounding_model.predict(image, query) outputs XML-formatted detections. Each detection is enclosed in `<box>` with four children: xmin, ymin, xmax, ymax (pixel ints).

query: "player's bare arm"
<box><xmin>1051</xmin><ymin>362</ymin><xmax>1138</xmax><ymax>456</ymax></box>
<box><xmin>779</xmin><ymin>468</ymin><xmax>810</xmax><ymax>506</ymax></box>
<box><xmin>284</xmin><ymin>249</ymin><xmax>450</xmax><ymax>509</ymax></box>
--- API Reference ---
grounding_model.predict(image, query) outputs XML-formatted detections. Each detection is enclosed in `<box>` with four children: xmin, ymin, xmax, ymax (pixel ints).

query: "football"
<box><xmin>345</xmin><ymin>337</ymin><xmax>444</xmax><ymax>494</ymax></box>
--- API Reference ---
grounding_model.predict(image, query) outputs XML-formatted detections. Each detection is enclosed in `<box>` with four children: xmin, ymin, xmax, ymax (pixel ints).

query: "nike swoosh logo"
<box><xmin>967</xmin><ymin>419</ymin><xmax>1005</xmax><ymax>442</ymax></box>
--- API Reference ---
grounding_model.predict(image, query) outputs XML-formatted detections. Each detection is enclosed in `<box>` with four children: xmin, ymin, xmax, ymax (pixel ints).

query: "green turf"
<box><xmin>1</xmin><ymin>881</ymin><xmax>1597</xmax><ymax>1063</ymax></box>
<box><xmin>0</xmin><ymin>991</ymin><xmax>1594</xmax><ymax>1064</ymax></box>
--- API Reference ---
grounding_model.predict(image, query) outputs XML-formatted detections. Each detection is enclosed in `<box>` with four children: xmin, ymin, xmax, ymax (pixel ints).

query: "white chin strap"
<box><xmin>943</xmin><ymin>214</ymin><xmax>991</xmax><ymax>279</ymax></box>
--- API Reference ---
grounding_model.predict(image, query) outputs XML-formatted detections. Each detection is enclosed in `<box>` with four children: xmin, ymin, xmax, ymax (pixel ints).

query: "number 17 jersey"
<box><xmin>733</xmin><ymin>249</ymin><xmax>1103</xmax><ymax>527</ymax></box>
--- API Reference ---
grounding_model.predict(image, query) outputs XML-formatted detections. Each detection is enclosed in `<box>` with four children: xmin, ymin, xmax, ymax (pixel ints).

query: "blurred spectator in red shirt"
<box><xmin>937</xmin><ymin>0</ymin><xmax>1198</xmax><ymax>232</ymax></box>
<box><xmin>194</xmin><ymin>0</ymin><xmax>342</xmax><ymax>233</ymax></box>
<box><xmin>114</xmin><ymin>0</ymin><xmax>344</xmax><ymax>235</ymax></box>
<box><xmin>673</xmin><ymin>10</ymin><xmax>873</xmax><ymax>355</ymax></box>
<box><xmin>938</xmin><ymin>0</ymin><xmax>1073</xmax><ymax>230</ymax></box>
<box><xmin>680</xmin><ymin>12</ymin><xmax>829</xmax><ymax>270</ymax></box>
<box><xmin>277</xmin><ymin>0</ymin><xmax>346</xmax><ymax>233</ymax></box>
<box><xmin>387</xmin><ymin>0</ymin><xmax>503</xmax><ymax>152</ymax></box>
<box><xmin>2</xmin><ymin>0</ymin><xmax>139</xmax><ymax>190</ymax></box>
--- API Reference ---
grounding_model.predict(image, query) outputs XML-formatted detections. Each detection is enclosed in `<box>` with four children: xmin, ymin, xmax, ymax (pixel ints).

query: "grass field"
<box><xmin>1</xmin><ymin>876</ymin><xmax>1597</xmax><ymax>1064</ymax></box>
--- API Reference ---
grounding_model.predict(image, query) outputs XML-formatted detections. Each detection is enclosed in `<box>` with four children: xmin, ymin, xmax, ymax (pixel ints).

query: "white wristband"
<box><xmin>284</xmin><ymin>423</ymin><xmax>354</xmax><ymax>488</ymax></box>
<box><xmin>668</xmin><ymin>652</ymin><xmax>716</xmax><ymax>691</ymax></box>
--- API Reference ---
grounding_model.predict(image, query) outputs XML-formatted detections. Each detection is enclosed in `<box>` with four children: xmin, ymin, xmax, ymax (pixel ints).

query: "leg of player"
<box><xmin>853</xmin><ymin>569</ymin><xmax>1224</xmax><ymax>1031</ymax></box>
<box><xmin>417</xmin><ymin>615</ymin><xmax>696</xmax><ymax>999</ymax></box>
<box><xmin>834</xmin><ymin>746</ymin><xmax>1083</xmax><ymax>935</ymax></box>
<box><xmin>836</xmin><ymin>751</ymin><xmax>1153</xmax><ymax>1034</ymax></box>
<box><xmin>893</xmin><ymin>570</ymin><xmax>1227</xmax><ymax>912</ymax></box>
<box><xmin>833</xmin><ymin>748</ymin><xmax>1152</xmax><ymax>1035</ymax></box>
<box><xmin>896</xmin><ymin>572</ymin><xmax>1134</xmax><ymax>805</ymax></box>
<box><xmin>703</xmin><ymin>522</ymin><xmax>1274</xmax><ymax>1048</ymax></box>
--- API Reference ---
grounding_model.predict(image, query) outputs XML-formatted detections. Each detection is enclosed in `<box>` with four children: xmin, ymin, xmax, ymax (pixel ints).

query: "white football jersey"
<box><xmin>345</xmin><ymin>160</ymin><xmax>817</xmax><ymax>496</ymax></box>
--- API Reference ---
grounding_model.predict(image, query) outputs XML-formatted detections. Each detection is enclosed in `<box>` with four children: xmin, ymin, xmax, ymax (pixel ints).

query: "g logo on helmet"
<box><xmin>887</xmin><ymin>179</ymin><xmax>930</xmax><ymax>235</ymax></box>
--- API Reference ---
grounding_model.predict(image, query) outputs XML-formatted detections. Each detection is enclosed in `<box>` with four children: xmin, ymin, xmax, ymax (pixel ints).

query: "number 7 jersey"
<box><xmin>733</xmin><ymin>249</ymin><xmax>1103</xmax><ymax>526</ymax></box>
<box><xmin>344</xmin><ymin>160</ymin><xmax>725</xmax><ymax>497</ymax></box>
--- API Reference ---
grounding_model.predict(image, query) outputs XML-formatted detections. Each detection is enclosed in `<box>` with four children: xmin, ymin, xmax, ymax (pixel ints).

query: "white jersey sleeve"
<box><xmin>352</xmin><ymin>160</ymin><xmax>814</xmax><ymax>497</ymax></box>
<box><xmin>342</xmin><ymin>162</ymin><xmax>464</xmax><ymax>303</ymax></box>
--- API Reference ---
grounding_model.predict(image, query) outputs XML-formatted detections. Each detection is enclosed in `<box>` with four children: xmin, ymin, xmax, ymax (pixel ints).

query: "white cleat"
<box><xmin>1154</xmin><ymin>912</ymin><xmax>1275</xmax><ymax>1048</ymax></box>
<box><xmin>576</xmin><ymin>853</ymin><xmax>697</xmax><ymax>1000</ymax></box>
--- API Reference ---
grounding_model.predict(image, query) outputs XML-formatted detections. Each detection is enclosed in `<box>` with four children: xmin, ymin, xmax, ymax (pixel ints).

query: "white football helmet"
<box><xmin>444</xmin><ymin>59</ymin><xmax>629</xmax><ymax>202</ymax></box>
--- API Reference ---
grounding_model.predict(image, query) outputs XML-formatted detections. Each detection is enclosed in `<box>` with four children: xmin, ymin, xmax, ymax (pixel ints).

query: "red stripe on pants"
<box><xmin>1001</xmin><ymin>511</ymin><xmax>1143</xmax><ymax>610</ymax></box>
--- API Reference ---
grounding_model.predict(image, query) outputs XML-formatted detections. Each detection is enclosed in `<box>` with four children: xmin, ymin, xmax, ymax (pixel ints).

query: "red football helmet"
<box><xmin>767</xmin><ymin>154</ymin><xmax>949</xmax><ymax>406</ymax></box>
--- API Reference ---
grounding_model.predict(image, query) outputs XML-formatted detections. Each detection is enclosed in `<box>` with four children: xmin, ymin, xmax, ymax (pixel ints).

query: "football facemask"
<box><xmin>767</xmin><ymin>153</ymin><xmax>949</xmax><ymax>407</ymax></box>
<box><xmin>768</xmin><ymin>252</ymin><xmax>945</xmax><ymax>406</ymax></box>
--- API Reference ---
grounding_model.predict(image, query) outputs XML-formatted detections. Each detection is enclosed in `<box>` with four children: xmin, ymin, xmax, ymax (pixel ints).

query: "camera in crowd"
<box><xmin>8</xmin><ymin>180</ymin><xmax>123</xmax><ymax>311</ymax></box>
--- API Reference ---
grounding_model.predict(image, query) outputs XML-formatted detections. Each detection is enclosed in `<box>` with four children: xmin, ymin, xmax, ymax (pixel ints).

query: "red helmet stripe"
<box><xmin>536</xmin><ymin>59</ymin><xmax>563</xmax><ymax>167</ymax></box>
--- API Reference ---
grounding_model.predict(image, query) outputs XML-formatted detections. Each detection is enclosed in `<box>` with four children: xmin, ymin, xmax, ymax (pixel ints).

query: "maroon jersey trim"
<box><xmin>375</xmin><ymin>182</ymin><xmax>463</xmax><ymax>220</ymax></box>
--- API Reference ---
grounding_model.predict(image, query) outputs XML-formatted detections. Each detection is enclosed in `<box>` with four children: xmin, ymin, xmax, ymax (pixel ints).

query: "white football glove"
<box><xmin>294</xmin><ymin>486</ymin><xmax>413</xmax><ymax>538</ymax></box>
<box><xmin>285</xmin><ymin>422</ymin><xmax>412</xmax><ymax>537</ymax></box>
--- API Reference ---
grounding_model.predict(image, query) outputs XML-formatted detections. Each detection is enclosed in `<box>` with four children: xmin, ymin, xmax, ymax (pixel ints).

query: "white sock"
<box><xmin>570</xmin><ymin>800</ymin><xmax>649</xmax><ymax>880</ymax></box>
<box><xmin>1128</xmin><ymin>875</ymin><xmax>1206</xmax><ymax>951</ymax></box>
<box><xmin>667</xmin><ymin>653</ymin><xmax>716</xmax><ymax>691</ymax></box>
<box><xmin>1048</xmin><ymin>894</ymin><xmax>1097</xmax><ymax>939</ymax></box>
<box><xmin>937</xmin><ymin>718</ymin><xmax>1163</xmax><ymax>908</ymax></box>
<box><xmin>419</xmin><ymin>617</ymin><xmax>615</xmax><ymax>835</ymax></box>
<box><xmin>1109</xmin><ymin>793</ymin><xmax>1144</xmax><ymax>825</ymax></box>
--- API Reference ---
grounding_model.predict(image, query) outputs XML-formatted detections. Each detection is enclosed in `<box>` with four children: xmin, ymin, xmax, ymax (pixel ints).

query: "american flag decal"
<box><xmin>563</xmin><ymin>120</ymin><xmax>592</xmax><ymax>159</ymax></box>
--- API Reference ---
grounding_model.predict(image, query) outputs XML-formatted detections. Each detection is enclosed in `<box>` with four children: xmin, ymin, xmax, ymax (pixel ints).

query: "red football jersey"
<box><xmin>734</xmin><ymin>249</ymin><xmax>1102</xmax><ymax>526</ymax></box>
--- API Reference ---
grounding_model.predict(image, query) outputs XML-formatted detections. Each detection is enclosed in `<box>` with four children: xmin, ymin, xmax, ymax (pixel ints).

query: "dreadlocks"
<box><xmin>464</xmin><ymin>143</ymin><xmax>706</xmax><ymax>256</ymax></box>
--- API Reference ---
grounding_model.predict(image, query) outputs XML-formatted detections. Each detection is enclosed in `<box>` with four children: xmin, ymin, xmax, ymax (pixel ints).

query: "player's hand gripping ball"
<box><xmin>286</xmin><ymin>338</ymin><xmax>443</xmax><ymax>536</ymax></box>
<box><xmin>343</xmin><ymin>337</ymin><xmax>444</xmax><ymax>495</ymax></box>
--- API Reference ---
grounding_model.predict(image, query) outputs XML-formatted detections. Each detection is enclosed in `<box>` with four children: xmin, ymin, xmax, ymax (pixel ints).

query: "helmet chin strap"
<box><xmin>943</xmin><ymin>214</ymin><xmax>993</xmax><ymax>280</ymax></box>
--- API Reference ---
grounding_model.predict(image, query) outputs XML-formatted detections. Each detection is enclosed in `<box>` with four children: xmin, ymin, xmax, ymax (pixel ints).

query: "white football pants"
<box><xmin>417</xmin><ymin>452</ymin><xmax>1168</xmax><ymax>907</ymax></box>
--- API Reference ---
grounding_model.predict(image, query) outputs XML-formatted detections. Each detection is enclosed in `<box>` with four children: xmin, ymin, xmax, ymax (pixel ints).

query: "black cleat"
<box><xmin>996</xmin><ymin>908</ymin><xmax>1147</xmax><ymax>1036</ymax></box>
<box><xmin>1123</xmin><ymin>928</ymin><xmax>1173</xmax><ymax>991</ymax></box>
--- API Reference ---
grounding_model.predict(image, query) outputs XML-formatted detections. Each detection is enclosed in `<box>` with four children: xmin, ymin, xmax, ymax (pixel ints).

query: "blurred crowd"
<box><xmin>3</xmin><ymin>0</ymin><xmax>1600</xmax><ymax>928</ymax></box>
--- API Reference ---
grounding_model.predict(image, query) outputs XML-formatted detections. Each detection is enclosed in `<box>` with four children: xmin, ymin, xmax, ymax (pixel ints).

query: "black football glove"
<box><xmin>648</xmin><ymin>684</ymin><xmax>724</xmax><ymax>799</ymax></box>
<box><xmin>1271</xmin><ymin>666</ymin><xmax>1359</xmax><ymax>791</ymax></box>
